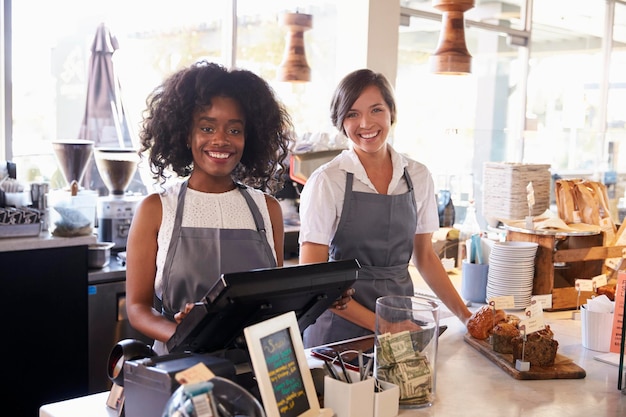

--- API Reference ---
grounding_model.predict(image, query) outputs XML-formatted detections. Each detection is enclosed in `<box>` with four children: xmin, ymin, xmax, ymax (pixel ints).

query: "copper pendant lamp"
<box><xmin>429</xmin><ymin>0</ymin><xmax>475</xmax><ymax>75</ymax></box>
<box><xmin>277</xmin><ymin>12</ymin><xmax>312</xmax><ymax>82</ymax></box>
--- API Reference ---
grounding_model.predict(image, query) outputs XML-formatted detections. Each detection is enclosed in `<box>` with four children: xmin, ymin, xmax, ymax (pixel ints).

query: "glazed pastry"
<box><xmin>467</xmin><ymin>305</ymin><xmax>507</xmax><ymax>340</ymax></box>
<box><xmin>596</xmin><ymin>284</ymin><xmax>616</xmax><ymax>301</ymax></box>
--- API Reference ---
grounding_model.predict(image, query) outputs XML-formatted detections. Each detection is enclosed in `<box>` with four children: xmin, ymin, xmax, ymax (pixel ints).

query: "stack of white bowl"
<box><xmin>486</xmin><ymin>241</ymin><xmax>539</xmax><ymax>309</ymax></box>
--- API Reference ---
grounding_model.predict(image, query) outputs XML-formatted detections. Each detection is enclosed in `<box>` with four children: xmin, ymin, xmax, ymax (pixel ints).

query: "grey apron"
<box><xmin>154</xmin><ymin>181</ymin><xmax>276</xmax><ymax>354</ymax></box>
<box><xmin>303</xmin><ymin>168</ymin><xmax>417</xmax><ymax>347</ymax></box>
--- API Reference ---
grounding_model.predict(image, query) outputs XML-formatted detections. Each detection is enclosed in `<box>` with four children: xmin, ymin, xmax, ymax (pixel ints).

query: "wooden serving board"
<box><xmin>464</xmin><ymin>334</ymin><xmax>586</xmax><ymax>380</ymax></box>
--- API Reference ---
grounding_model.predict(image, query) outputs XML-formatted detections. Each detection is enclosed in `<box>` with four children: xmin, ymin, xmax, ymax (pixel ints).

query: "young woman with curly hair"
<box><xmin>125</xmin><ymin>61</ymin><xmax>293</xmax><ymax>354</ymax></box>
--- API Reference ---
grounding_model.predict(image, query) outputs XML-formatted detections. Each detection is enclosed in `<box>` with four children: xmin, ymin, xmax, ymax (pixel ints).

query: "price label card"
<box><xmin>531</xmin><ymin>294</ymin><xmax>552</xmax><ymax>309</ymax></box>
<box><xmin>518</xmin><ymin>317</ymin><xmax>546</xmax><ymax>334</ymax></box>
<box><xmin>488</xmin><ymin>296</ymin><xmax>515</xmax><ymax>310</ymax></box>
<box><xmin>175</xmin><ymin>362</ymin><xmax>215</xmax><ymax>385</ymax></box>
<box><xmin>520</xmin><ymin>301</ymin><xmax>545</xmax><ymax>334</ymax></box>
<box><xmin>592</xmin><ymin>274</ymin><xmax>608</xmax><ymax>288</ymax></box>
<box><xmin>525</xmin><ymin>300</ymin><xmax>544</xmax><ymax>318</ymax></box>
<box><xmin>575</xmin><ymin>279</ymin><xmax>594</xmax><ymax>292</ymax></box>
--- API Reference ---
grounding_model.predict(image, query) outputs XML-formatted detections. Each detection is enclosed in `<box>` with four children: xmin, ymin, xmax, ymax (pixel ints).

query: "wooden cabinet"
<box><xmin>506</xmin><ymin>228</ymin><xmax>625</xmax><ymax>310</ymax></box>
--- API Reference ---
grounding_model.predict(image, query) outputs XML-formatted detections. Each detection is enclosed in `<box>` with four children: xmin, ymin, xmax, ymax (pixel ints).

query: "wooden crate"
<box><xmin>506</xmin><ymin>229</ymin><xmax>625</xmax><ymax>310</ymax></box>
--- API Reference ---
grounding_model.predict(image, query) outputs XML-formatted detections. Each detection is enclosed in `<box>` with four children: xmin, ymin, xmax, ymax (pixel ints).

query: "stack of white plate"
<box><xmin>486</xmin><ymin>241</ymin><xmax>538</xmax><ymax>309</ymax></box>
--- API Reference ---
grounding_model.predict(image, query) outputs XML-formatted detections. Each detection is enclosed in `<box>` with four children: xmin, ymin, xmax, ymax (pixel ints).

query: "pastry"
<box><xmin>511</xmin><ymin>325</ymin><xmax>559</xmax><ymax>367</ymax></box>
<box><xmin>505</xmin><ymin>314</ymin><xmax>521</xmax><ymax>327</ymax></box>
<box><xmin>491</xmin><ymin>322</ymin><xmax>520</xmax><ymax>354</ymax></box>
<box><xmin>596</xmin><ymin>283</ymin><xmax>616</xmax><ymax>301</ymax></box>
<box><xmin>467</xmin><ymin>305</ymin><xmax>507</xmax><ymax>340</ymax></box>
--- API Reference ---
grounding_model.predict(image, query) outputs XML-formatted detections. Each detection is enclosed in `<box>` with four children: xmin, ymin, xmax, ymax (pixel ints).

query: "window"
<box><xmin>9</xmin><ymin>0</ymin><xmax>230</xmax><ymax>189</ymax></box>
<box><xmin>395</xmin><ymin>4</ymin><xmax>522</xmax><ymax>212</ymax></box>
<box><xmin>4</xmin><ymin>0</ymin><xmax>626</xmax><ymax>213</ymax></box>
<box><xmin>5</xmin><ymin>0</ymin><xmax>337</xmax><ymax>192</ymax></box>
<box><xmin>396</xmin><ymin>1</ymin><xmax>626</xmax><ymax>223</ymax></box>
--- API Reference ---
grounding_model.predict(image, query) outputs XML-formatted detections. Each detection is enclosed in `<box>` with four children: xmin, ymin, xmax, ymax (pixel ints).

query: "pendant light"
<box><xmin>429</xmin><ymin>0</ymin><xmax>475</xmax><ymax>75</ymax></box>
<box><xmin>277</xmin><ymin>12</ymin><xmax>312</xmax><ymax>82</ymax></box>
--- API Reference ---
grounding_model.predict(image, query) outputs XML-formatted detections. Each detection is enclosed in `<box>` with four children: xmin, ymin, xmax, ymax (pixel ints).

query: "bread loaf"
<box><xmin>511</xmin><ymin>326</ymin><xmax>559</xmax><ymax>367</ymax></box>
<box><xmin>467</xmin><ymin>305</ymin><xmax>507</xmax><ymax>340</ymax></box>
<box><xmin>491</xmin><ymin>322</ymin><xmax>520</xmax><ymax>354</ymax></box>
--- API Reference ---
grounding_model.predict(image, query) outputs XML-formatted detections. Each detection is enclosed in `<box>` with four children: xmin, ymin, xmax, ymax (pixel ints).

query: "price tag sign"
<box><xmin>525</xmin><ymin>300</ymin><xmax>543</xmax><ymax>319</ymax></box>
<box><xmin>531</xmin><ymin>294</ymin><xmax>552</xmax><ymax>310</ymax></box>
<box><xmin>175</xmin><ymin>362</ymin><xmax>215</xmax><ymax>385</ymax></box>
<box><xmin>592</xmin><ymin>274</ymin><xmax>608</xmax><ymax>288</ymax></box>
<box><xmin>520</xmin><ymin>300</ymin><xmax>545</xmax><ymax>334</ymax></box>
<box><xmin>575</xmin><ymin>279</ymin><xmax>594</xmax><ymax>292</ymax></box>
<box><xmin>488</xmin><ymin>296</ymin><xmax>515</xmax><ymax>310</ymax></box>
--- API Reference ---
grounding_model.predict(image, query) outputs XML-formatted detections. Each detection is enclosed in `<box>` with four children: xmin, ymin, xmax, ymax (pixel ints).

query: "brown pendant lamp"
<box><xmin>429</xmin><ymin>0</ymin><xmax>475</xmax><ymax>75</ymax></box>
<box><xmin>277</xmin><ymin>12</ymin><xmax>312</xmax><ymax>82</ymax></box>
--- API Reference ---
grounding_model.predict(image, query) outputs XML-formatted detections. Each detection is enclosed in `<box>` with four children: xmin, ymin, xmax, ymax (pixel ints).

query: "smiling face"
<box><xmin>342</xmin><ymin>85</ymin><xmax>391</xmax><ymax>157</ymax></box>
<box><xmin>188</xmin><ymin>95</ymin><xmax>246</xmax><ymax>192</ymax></box>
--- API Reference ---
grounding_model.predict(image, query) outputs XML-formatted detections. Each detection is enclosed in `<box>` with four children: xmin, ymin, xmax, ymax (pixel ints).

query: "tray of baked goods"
<box><xmin>464</xmin><ymin>305</ymin><xmax>586</xmax><ymax>380</ymax></box>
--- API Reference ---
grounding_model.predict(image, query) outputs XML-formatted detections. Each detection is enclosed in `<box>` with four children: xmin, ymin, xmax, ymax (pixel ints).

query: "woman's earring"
<box><xmin>186</xmin><ymin>143</ymin><xmax>191</xmax><ymax>149</ymax></box>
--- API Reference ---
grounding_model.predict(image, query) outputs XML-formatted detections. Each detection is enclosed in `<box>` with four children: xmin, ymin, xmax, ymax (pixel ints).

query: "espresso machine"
<box><xmin>94</xmin><ymin>148</ymin><xmax>142</xmax><ymax>251</ymax></box>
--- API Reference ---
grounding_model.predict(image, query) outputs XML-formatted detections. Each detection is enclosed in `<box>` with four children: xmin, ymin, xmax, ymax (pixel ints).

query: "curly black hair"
<box><xmin>139</xmin><ymin>61</ymin><xmax>293</xmax><ymax>194</ymax></box>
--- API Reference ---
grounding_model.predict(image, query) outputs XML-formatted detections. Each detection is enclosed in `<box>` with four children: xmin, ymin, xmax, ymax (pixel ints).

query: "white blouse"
<box><xmin>298</xmin><ymin>145</ymin><xmax>440</xmax><ymax>246</ymax></box>
<box><xmin>154</xmin><ymin>181</ymin><xmax>276</xmax><ymax>298</ymax></box>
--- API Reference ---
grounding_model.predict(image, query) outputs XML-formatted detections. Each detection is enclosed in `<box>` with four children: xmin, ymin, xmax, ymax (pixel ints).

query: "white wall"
<box><xmin>335</xmin><ymin>0</ymin><xmax>400</xmax><ymax>85</ymax></box>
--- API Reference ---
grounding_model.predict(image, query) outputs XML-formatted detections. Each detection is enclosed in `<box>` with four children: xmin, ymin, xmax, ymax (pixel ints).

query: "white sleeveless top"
<box><xmin>154</xmin><ymin>181</ymin><xmax>276</xmax><ymax>298</ymax></box>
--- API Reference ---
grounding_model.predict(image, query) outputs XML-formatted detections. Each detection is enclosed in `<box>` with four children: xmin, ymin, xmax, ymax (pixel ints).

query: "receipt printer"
<box><xmin>123</xmin><ymin>352</ymin><xmax>236</xmax><ymax>417</ymax></box>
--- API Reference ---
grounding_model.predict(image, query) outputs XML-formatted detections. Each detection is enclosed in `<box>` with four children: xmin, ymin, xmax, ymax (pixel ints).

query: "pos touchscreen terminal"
<box><xmin>166</xmin><ymin>259</ymin><xmax>360</xmax><ymax>354</ymax></box>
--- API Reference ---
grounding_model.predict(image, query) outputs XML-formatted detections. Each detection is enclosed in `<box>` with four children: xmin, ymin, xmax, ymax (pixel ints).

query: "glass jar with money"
<box><xmin>374</xmin><ymin>295</ymin><xmax>440</xmax><ymax>408</ymax></box>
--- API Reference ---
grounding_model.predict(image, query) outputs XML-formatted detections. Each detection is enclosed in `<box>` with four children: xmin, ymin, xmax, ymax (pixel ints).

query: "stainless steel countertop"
<box><xmin>88</xmin><ymin>253</ymin><xmax>126</xmax><ymax>284</ymax></box>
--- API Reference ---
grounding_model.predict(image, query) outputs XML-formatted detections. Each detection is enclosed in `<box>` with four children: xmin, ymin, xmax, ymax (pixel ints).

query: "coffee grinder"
<box><xmin>48</xmin><ymin>140</ymin><xmax>99</xmax><ymax>236</ymax></box>
<box><xmin>94</xmin><ymin>148</ymin><xmax>142</xmax><ymax>251</ymax></box>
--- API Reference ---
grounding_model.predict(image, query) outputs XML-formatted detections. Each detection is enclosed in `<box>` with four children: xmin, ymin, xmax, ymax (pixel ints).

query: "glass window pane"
<box><xmin>395</xmin><ymin>12</ymin><xmax>521</xmax><ymax>211</ymax></box>
<box><xmin>236</xmin><ymin>0</ymin><xmax>338</xmax><ymax>137</ymax></box>
<box><xmin>401</xmin><ymin>0</ymin><xmax>526</xmax><ymax>31</ymax></box>
<box><xmin>608</xmin><ymin>2</ymin><xmax>626</xmax><ymax>179</ymax></box>
<box><xmin>524</xmin><ymin>1</ymin><xmax>608</xmax><ymax>173</ymax></box>
<box><xmin>11</xmin><ymin>0</ymin><xmax>225</xmax><ymax>185</ymax></box>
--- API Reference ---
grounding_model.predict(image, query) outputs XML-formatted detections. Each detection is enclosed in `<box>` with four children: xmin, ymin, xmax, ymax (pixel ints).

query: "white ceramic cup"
<box><xmin>581</xmin><ymin>304</ymin><xmax>614</xmax><ymax>352</ymax></box>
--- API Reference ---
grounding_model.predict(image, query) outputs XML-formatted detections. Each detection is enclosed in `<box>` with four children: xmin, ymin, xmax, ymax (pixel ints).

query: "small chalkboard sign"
<box><xmin>244</xmin><ymin>311</ymin><xmax>333</xmax><ymax>417</ymax></box>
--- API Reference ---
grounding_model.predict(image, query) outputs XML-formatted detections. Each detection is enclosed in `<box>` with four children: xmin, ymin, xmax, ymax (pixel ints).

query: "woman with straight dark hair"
<box><xmin>299</xmin><ymin>68</ymin><xmax>471</xmax><ymax>347</ymax></box>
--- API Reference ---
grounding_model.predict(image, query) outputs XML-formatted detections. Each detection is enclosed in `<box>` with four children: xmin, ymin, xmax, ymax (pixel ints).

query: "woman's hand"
<box><xmin>174</xmin><ymin>303</ymin><xmax>196</xmax><ymax>324</ymax></box>
<box><xmin>332</xmin><ymin>287</ymin><xmax>355</xmax><ymax>310</ymax></box>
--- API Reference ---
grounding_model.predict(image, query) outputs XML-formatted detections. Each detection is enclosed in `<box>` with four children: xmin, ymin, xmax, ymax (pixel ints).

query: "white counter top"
<box><xmin>39</xmin><ymin>309</ymin><xmax>626</xmax><ymax>417</ymax></box>
<box><xmin>40</xmin><ymin>392</ymin><xmax>115</xmax><ymax>417</ymax></box>
<box><xmin>39</xmin><ymin>267</ymin><xmax>626</xmax><ymax>417</ymax></box>
<box><xmin>0</xmin><ymin>231</ymin><xmax>97</xmax><ymax>252</ymax></box>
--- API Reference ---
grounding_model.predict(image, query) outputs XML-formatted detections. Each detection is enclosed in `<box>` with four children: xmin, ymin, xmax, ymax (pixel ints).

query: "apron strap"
<box><xmin>236</xmin><ymin>184</ymin><xmax>277</xmax><ymax>267</ymax></box>
<box><xmin>334</xmin><ymin>172</ymin><xmax>355</xmax><ymax>239</ymax></box>
<box><xmin>161</xmin><ymin>180</ymin><xmax>190</xmax><ymax>302</ymax></box>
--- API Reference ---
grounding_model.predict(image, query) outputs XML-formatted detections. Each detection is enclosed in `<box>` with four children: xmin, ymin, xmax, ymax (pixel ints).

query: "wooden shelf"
<box><xmin>506</xmin><ymin>229</ymin><xmax>625</xmax><ymax>310</ymax></box>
